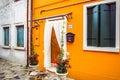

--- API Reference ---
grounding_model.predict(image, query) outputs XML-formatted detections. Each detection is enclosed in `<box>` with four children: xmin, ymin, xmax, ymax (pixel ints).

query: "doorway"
<box><xmin>44</xmin><ymin>17</ymin><xmax>67</xmax><ymax>69</ymax></box>
<box><xmin>51</xmin><ymin>27</ymin><xmax>60</xmax><ymax>63</ymax></box>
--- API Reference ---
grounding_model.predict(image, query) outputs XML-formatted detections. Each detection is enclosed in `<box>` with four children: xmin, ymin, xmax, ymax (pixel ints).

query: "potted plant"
<box><xmin>29</xmin><ymin>44</ymin><xmax>39</xmax><ymax>66</ymax></box>
<box><xmin>54</xmin><ymin>48</ymin><xmax>71</xmax><ymax>79</ymax></box>
<box><xmin>55</xmin><ymin>49</ymin><xmax>71</xmax><ymax>74</ymax></box>
<box><xmin>54</xmin><ymin>45</ymin><xmax>71</xmax><ymax>80</ymax></box>
<box><xmin>54</xmin><ymin>25</ymin><xmax>71</xmax><ymax>79</ymax></box>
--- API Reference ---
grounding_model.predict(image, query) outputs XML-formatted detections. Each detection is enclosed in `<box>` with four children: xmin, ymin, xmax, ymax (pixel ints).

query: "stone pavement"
<box><xmin>0</xmin><ymin>58</ymin><xmax>74</xmax><ymax>80</ymax></box>
<box><xmin>0</xmin><ymin>58</ymin><xmax>31</xmax><ymax>80</ymax></box>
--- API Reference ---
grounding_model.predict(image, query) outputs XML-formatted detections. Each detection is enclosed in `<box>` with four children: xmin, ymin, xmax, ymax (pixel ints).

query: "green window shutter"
<box><xmin>4</xmin><ymin>27</ymin><xmax>9</xmax><ymax>46</ymax></box>
<box><xmin>100</xmin><ymin>3</ymin><xmax>116</xmax><ymax>47</ymax></box>
<box><xmin>110</xmin><ymin>3</ymin><xmax>116</xmax><ymax>47</ymax></box>
<box><xmin>87</xmin><ymin>6</ymin><xmax>99</xmax><ymax>46</ymax></box>
<box><xmin>17</xmin><ymin>26</ymin><xmax>24</xmax><ymax>47</ymax></box>
<box><xmin>17</xmin><ymin>27</ymin><xmax>20</xmax><ymax>46</ymax></box>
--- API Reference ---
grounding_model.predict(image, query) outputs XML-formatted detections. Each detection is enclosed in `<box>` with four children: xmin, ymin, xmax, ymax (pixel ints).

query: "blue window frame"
<box><xmin>17</xmin><ymin>25</ymin><xmax>24</xmax><ymax>47</ymax></box>
<box><xmin>4</xmin><ymin>27</ymin><xmax>9</xmax><ymax>46</ymax></box>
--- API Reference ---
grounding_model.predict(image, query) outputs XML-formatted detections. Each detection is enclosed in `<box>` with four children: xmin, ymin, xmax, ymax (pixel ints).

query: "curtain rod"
<box><xmin>32</xmin><ymin>12</ymin><xmax>72</xmax><ymax>22</ymax></box>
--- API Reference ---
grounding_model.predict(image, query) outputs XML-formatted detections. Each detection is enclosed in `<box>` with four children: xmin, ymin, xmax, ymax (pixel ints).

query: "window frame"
<box><xmin>83</xmin><ymin>0</ymin><xmax>119</xmax><ymax>52</ymax></box>
<box><xmin>15</xmin><ymin>24</ymin><xmax>24</xmax><ymax>48</ymax></box>
<box><xmin>2</xmin><ymin>25</ymin><xmax>10</xmax><ymax>47</ymax></box>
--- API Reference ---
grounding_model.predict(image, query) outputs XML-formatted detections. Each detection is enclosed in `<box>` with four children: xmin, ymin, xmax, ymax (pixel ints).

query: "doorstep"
<box><xmin>29</xmin><ymin>69</ymin><xmax>74</xmax><ymax>80</ymax></box>
<box><xmin>46</xmin><ymin>66</ymin><xmax>56</xmax><ymax>73</ymax></box>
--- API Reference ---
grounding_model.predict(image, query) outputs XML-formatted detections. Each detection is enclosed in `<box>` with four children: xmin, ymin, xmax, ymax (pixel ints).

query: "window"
<box><xmin>3</xmin><ymin>27</ymin><xmax>9</xmax><ymax>46</ymax></box>
<box><xmin>16</xmin><ymin>25</ymin><xmax>24</xmax><ymax>47</ymax></box>
<box><xmin>84</xmin><ymin>1</ymin><xmax>119</xmax><ymax>52</ymax></box>
<box><xmin>87</xmin><ymin>3</ymin><xmax>116</xmax><ymax>47</ymax></box>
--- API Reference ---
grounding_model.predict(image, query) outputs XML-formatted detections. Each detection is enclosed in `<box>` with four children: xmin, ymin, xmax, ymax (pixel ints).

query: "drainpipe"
<box><xmin>26</xmin><ymin>0</ymin><xmax>29</xmax><ymax>67</ymax></box>
<box><xmin>26</xmin><ymin>0</ymin><xmax>33</xmax><ymax>67</ymax></box>
<box><xmin>30</xmin><ymin>0</ymin><xmax>33</xmax><ymax>56</ymax></box>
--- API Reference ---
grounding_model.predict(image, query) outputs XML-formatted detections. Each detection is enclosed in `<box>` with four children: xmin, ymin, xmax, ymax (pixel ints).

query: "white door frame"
<box><xmin>44</xmin><ymin>17</ymin><xmax>67</xmax><ymax>71</ymax></box>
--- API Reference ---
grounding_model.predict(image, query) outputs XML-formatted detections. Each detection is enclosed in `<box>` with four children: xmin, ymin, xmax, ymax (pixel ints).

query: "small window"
<box><xmin>3</xmin><ymin>27</ymin><xmax>9</xmax><ymax>46</ymax></box>
<box><xmin>16</xmin><ymin>25</ymin><xmax>24</xmax><ymax>47</ymax></box>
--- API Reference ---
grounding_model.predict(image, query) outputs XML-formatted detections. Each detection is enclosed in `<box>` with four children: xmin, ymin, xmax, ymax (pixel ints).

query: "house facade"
<box><xmin>32</xmin><ymin>0</ymin><xmax>120</xmax><ymax>79</ymax></box>
<box><xmin>0</xmin><ymin>0</ymin><xmax>28</xmax><ymax>64</ymax></box>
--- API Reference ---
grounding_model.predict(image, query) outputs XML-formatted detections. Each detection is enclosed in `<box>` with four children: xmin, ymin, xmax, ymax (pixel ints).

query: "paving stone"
<box><xmin>0</xmin><ymin>72</ymin><xmax>5</xmax><ymax>79</ymax></box>
<box><xmin>0</xmin><ymin>75</ymin><xmax>5</xmax><ymax>78</ymax></box>
<box><xmin>0</xmin><ymin>58</ymin><xmax>29</xmax><ymax>80</ymax></box>
<box><xmin>0</xmin><ymin>73</ymin><xmax>5</xmax><ymax>75</ymax></box>
<box><xmin>13</xmin><ymin>76</ymin><xmax>21</xmax><ymax>79</ymax></box>
<box><xmin>0</xmin><ymin>58</ymin><xmax>74</xmax><ymax>80</ymax></box>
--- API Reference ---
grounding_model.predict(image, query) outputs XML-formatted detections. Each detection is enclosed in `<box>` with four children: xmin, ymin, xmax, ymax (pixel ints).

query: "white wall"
<box><xmin>0</xmin><ymin>0</ymin><xmax>27</xmax><ymax>65</ymax></box>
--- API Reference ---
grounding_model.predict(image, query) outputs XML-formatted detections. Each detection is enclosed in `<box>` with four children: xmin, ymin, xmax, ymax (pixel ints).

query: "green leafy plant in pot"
<box><xmin>29</xmin><ymin>44</ymin><xmax>38</xmax><ymax>65</ymax></box>
<box><xmin>54</xmin><ymin>25</ymin><xmax>71</xmax><ymax>74</ymax></box>
<box><xmin>56</xmin><ymin>53</ymin><xmax>71</xmax><ymax>74</ymax></box>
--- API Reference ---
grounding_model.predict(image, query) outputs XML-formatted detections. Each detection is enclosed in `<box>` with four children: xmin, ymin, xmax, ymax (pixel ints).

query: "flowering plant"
<box><xmin>29</xmin><ymin>44</ymin><xmax>38</xmax><ymax>65</ymax></box>
<box><xmin>54</xmin><ymin>54</ymin><xmax>71</xmax><ymax>73</ymax></box>
<box><xmin>54</xmin><ymin>25</ymin><xmax>71</xmax><ymax>74</ymax></box>
<box><xmin>29</xmin><ymin>53</ymin><xmax>38</xmax><ymax>65</ymax></box>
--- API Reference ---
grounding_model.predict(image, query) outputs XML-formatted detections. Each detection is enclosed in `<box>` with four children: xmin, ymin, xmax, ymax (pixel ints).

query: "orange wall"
<box><xmin>32</xmin><ymin>0</ymin><xmax>120</xmax><ymax>80</ymax></box>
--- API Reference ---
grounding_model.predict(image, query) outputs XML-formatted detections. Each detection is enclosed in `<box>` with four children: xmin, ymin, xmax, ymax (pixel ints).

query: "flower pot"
<box><xmin>55</xmin><ymin>72</ymin><xmax>68</xmax><ymax>80</ymax></box>
<box><xmin>29</xmin><ymin>64</ymin><xmax>38</xmax><ymax>68</ymax></box>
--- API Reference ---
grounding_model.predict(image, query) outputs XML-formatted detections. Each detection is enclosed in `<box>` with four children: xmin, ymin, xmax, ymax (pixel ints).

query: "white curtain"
<box><xmin>44</xmin><ymin>17</ymin><xmax>67</xmax><ymax>68</ymax></box>
<box><xmin>44</xmin><ymin>20</ymin><xmax>53</xmax><ymax>67</ymax></box>
<box><xmin>53</xmin><ymin>20</ymin><xmax>67</xmax><ymax>59</ymax></box>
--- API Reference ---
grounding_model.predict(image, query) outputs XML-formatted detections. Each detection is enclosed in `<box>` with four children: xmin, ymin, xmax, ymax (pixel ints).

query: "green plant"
<box><xmin>54</xmin><ymin>25</ymin><xmax>71</xmax><ymax>74</ymax></box>
<box><xmin>29</xmin><ymin>44</ymin><xmax>38</xmax><ymax>65</ymax></box>
<box><xmin>55</xmin><ymin>55</ymin><xmax>71</xmax><ymax>73</ymax></box>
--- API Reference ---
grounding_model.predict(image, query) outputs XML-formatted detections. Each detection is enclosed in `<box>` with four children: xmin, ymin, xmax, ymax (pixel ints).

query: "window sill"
<box><xmin>2</xmin><ymin>46</ymin><xmax>11</xmax><ymax>49</ymax></box>
<box><xmin>14</xmin><ymin>47</ymin><xmax>26</xmax><ymax>51</ymax></box>
<box><xmin>83</xmin><ymin>47</ymin><xmax>119</xmax><ymax>53</ymax></box>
